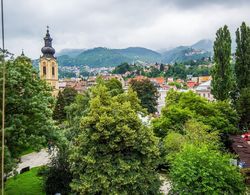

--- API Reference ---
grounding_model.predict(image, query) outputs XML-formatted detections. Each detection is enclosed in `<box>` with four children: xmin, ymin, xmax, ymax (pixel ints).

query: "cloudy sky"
<box><xmin>3</xmin><ymin>0</ymin><xmax>250</xmax><ymax>58</ymax></box>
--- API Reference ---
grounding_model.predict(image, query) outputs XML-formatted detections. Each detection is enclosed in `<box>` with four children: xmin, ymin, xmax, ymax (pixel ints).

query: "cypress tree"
<box><xmin>235</xmin><ymin>22</ymin><xmax>250</xmax><ymax>128</ymax></box>
<box><xmin>211</xmin><ymin>25</ymin><xmax>234</xmax><ymax>101</ymax></box>
<box><xmin>53</xmin><ymin>87</ymin><xmax>77</xmax><ymax>122</ymax></box>
<box><xmin>235</xmin><ymin>22</ymin><xmax>250</xmax><ymax>90</ymax></box>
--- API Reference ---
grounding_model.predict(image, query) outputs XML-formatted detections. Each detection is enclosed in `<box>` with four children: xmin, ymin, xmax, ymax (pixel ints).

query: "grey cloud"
<box><xmin>3</xmin><ymin>0</ymin><xmax>250</xmax><ymax>58</ymax></box>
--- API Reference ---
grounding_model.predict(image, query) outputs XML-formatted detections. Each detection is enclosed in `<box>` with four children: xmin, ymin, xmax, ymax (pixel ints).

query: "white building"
<box><xmin>157</xmin><ymin>89</ymin><xmax>168</xmax><ymax>113</ymax></box>
<box><xmin>195</xmin><ymin>80</ymin><xmax>214</xmax><ymax>101</ymax></box>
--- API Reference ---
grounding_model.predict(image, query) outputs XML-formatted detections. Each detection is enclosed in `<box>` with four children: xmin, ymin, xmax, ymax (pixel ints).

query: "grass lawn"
<box><xmin>4</xmin><ymin>167</ymin><xmax>45</xmax><ymax>195</ymax></box>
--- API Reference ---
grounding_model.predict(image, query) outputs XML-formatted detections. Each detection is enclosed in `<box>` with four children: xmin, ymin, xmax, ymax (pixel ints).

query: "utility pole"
<box><xmin>1</xmin><ymin>0</ymin><xmax>5</xmax><ymax>193</ymax></box>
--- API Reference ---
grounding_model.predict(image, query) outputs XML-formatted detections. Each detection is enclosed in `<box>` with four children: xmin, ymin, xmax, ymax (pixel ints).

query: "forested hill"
<box><xmin>56</xmin><ymin>47</ymin><xmax>162</xmax><ymax>67</ymax></box>
<box><xmin>33</xmin><ymin>39</ymin><xmax>213</xmax><ymax>68</ymax></box>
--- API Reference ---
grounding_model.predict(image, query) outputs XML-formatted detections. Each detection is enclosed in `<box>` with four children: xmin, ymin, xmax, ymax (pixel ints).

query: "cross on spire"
<box><xmin>21</xmin><ymin>49</ymin><xmax>25</xmax><ymax>56</ymax></box>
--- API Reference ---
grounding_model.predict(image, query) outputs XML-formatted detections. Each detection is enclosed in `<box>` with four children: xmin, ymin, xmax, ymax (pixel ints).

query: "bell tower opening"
<box><xmin>52</xmin><ymin>66</ymin><xmax>55</xmax><ymax>77</ymax></box>
<box><xmin>43</xmin><ymin>66</ymin><xmax>46</xmax><ymax>76</ymax></box>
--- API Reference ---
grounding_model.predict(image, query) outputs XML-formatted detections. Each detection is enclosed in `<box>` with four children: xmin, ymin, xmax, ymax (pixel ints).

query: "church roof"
<box><xmin>41</xmin><ymin>26</ymin><xmax>55</xmax><ymax>58</ymax></box>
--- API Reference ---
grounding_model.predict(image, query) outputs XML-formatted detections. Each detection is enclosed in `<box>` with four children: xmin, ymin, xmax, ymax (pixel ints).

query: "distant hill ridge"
<box><xmin>34</xmin><ymin>39</ymin><xmax>213</xmax><ymax>68</ymax></box>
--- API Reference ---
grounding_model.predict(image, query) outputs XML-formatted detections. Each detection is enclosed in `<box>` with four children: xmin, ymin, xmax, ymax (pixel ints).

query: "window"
<box><xmin>43</xmin><ymin>66</ymin><xmax>46</xmax><ymax>75</ymax></box>
<box><xmin>52</xmin><ymin>66</ymin><xmax>55</xmax><ymax>76</ymax></box>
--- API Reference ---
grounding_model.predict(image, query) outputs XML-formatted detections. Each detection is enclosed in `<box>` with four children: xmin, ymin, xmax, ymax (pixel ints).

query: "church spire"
<box><xmin>41</xmin><ymin>26</ymin><xmax>55</xmax><ymax>58</ymax></box>
<box><xmin>21</xmin><ymin>49</ymin><xmax>25</xmax><ymax>56</ymax></box>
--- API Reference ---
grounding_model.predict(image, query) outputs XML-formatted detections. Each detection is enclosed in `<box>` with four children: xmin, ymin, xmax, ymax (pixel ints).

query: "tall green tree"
<box><xmin>211</xmin><ymin>25</ymin><xmax>234</xmax><ymax>100</ymax></box>
<box><xmin>235</xmin><ymin>22</ymin><xmax>250</xmax><ymax>90</ymax></box>
<box><xmin>69</xmin><ymin>84</ymin><xmax>161</xmax><ymax>194</ymax></box>
<box><xmin>0</xmin><ymin>55</ymin><xmax>57</xmax><ymax>172</ymax></box>
<box><xmin>130</xmin><ymin>79</ymin><xmax>159</xmax><ymax>114</ymax></box>
<box><xmin>53</xmin><ymin>87</ymin><xmax>77</xmax><ymax>122</ymax></box>
<box><xmin>235</xmin><ymin>22</ymin><xmax>250</xmax><ymax>128</ymax></box>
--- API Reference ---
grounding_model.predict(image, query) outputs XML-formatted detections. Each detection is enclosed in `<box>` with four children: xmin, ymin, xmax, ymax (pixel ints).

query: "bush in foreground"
<box><xmin>170</xmin><ymin>144</ymin><xmax>245</xmax><ymax>194</ymax></box>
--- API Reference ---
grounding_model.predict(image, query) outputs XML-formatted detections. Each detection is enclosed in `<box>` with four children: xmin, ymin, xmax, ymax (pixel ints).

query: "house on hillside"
<box><xmin>187</xmin><ymin>80</ymin><xmax>198</xmax><ymax>88</ymax></box>
<box><xmin>149</xmin><ymin>77</ymin><xmax>166</xmax><ymax>88</ymax></box>
<box><xmin>195</xmin><ymin>80</ymin><xmax>214</xmax><ymax>101</ymax></box>
<box><xmin>198</xmin><ymin>76</ymin><xmax>212</xmax><ymax>84</ymax></box>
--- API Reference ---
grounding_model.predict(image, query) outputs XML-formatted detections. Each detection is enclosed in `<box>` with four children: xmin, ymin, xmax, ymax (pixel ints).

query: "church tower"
<box><xmin>39</xmin><ymin>27</ymin><xmax>59</xmax><ymax>91</ymax></box>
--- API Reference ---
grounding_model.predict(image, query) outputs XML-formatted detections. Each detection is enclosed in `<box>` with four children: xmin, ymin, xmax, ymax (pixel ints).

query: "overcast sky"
<box><xmin>3</xmin><ymin>0</ymin><xmax>250</xmax><ymax>58</ymax></box>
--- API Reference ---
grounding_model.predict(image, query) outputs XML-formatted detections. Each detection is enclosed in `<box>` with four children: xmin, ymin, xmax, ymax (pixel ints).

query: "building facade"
<box><xmin>39</xmin><ymin>27</ymin><xmax>59</xmax><ymax>95</ymax></box>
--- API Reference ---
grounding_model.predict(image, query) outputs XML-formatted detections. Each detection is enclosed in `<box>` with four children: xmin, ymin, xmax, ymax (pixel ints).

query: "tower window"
<box><xmin>52</xmin><ymin>67</ymin><xmax>55</xmax><ymax>76</ymax></box>
<box><xmin>43</xmin><ymin>66</ymin><xmax>46</xmax><ymax>75</ymax></box>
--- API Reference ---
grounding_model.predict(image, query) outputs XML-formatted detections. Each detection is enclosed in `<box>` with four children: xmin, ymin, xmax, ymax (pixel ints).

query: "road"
<box><xmin>17</xmin><ymin>149</ymin><xmax>50</xmax><ymax>173</ymax></box>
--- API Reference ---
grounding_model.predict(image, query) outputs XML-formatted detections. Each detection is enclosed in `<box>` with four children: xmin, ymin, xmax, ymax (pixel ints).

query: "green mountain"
<box><xmin>161</xmin><ymin>39</ymin><xmax>212</xmax><ymax>64</ymax></box>
<box><xmin>191</xmin><ymin>39</ymin><xmax>213</xmax><ymax>52</ymax></box>
<box><xmin>161</xmin><ymin>47</ymin><xmax>211</xmax><ymax>64</ymax></box>
<box><xmin>32</xmin><ymin>39</ymin><xmax>213</xmax><ymax>68</ymax></box>
<box><xmin>56</xmin><ymin>47</ymin><xmax>161</xmax><ymax>67</ymax></box>
<box><xmin>115</xmin><ymin>47</ymin><xmax>162</xmax><ymax>62</ymax></box>
<box><xmin>57</xmin><ymin>49</ymin><xmax>85</xmax><ymax>57</ymax></box>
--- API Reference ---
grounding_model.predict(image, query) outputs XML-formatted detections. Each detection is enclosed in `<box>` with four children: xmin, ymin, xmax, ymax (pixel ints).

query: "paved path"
<box><xmin>160</xmin><ymin>175</ymin><xmax>171</xmax><ymax>194</ymax></box>
<box><xmin>17</xmin><ymin>149</ymin><xmax>51</xmax><ymax>173</ymax></box>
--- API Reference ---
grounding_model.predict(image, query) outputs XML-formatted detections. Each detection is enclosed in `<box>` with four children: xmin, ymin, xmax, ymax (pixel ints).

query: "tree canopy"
<box><xmin>235</xmin><ymin>22</ymin><xmax>250</xmax><ymax>128</ymax></box>
<box><xmin>69</xmin><ymin>84</ymin><xmax>161</xmax><ymax>194</ymax></box>
<box><xmin>130</xmin><ymin>79</ymin><xmax>159</xmax><ymax>114</ymax></box>
<box><xmin>235</xmin><ymin>22</ymin><xmax>250</xmax><ymax>90</ymax></box>
<box><xmin>152</xmin><ymin>90</ymin><xmax>239</xmax><ymax>138</ymax></box>
<box><xmin>211</xmin><ymin>25</ymin><xmax>234</xmax><ymax>101</ymax></box>
<box><xmin>169</xmin><ymin>144</ymin><xmax>245</xmax><ymax>194</ymax></box>
<box><xmin>0</xmin><ymin>55</ymin><xmax>58</xmax><ymax>172</ymax></box>
<box><xmin>53</xmin><ymin>87</ymin><xmax>77</xmax><ymax>123</ymax></box>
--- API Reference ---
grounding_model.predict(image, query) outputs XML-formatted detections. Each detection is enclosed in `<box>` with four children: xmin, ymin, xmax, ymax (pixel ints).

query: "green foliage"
<box><xmin>65</xmin><ymin>90</ymin><xmax>91</xmax><ymax>129</ymax></box>
<box><xmin>153</xmin><ymin>90</ymin><xmax>239</xmax><ymax>138</ymax></box>
<box><xmin>42</xmin><ymin>146</ymin><xmax>72</xmax><ymax>195</ymax></box>
<box><xmin>4</xmin><ymin>167</ymin><xmax>45</xmax><ymax>195</ymax></box>
<box><xmin>69</xmin><ymin>84</ymin><xmax>161</xmax><ymax>194</ymax></box>
<box><xmin>0</xmin><ymin>55</ymin><xmax>58</xmax><ymax>171</ymax></box>
<box><xmin>211</xmin><ymin>25</ymin><xmax>234</xmax><ymax>100</ymax></box>
<box><xmin>103</xmin><ymin>78</ymin><xmax>124</xmax><ymax>97</ymax></box>
<box><xmin>112</xmin><ymin>62</ymin><xmax>133</xmax><ymax>74</ymax></box>
<box><xmin>169</xmin><ymin>144</ymin><xmax>245</xmax><ymax>194</ymax></box>
<box><xmin>184</xmin><ymin>120</ymin><xmax>220</xmax><ymax>148</ymax></box>
<box><xmin>235</xmin><ymin>22</ymin><xmax>250</xmax><ymax>90</ymax></box>
<box><xmin>53</xmin><ymin>87</ymin><xmax>77</xmax><ymax>122</ymax></box>
<box><xmin>163</xmin><ymin>119</ymin><xmax>220</xmax><ymax>164</ymax></box>
<box><xmin>130</xmin><ymin>79</ymin><xmax>159</xmax><ymax>114</ymax></box>
<box><xmin>166</xmin><ymin>63</ymin><xmax>186</xmax><ymax>80</ymax></box>
<box><xmin>187</xmin><ymin>65</ymin><xmax>211</xmax><ymax>77</ymax></box>
<box><xmin>58</xmin><ymin>69</ymin><xmax>76</xmax><ymax>79</ymax></box>
<box><xmin>143</xmin><ymin>67</ymin><xmax>162</xmax><ymax>78</ymax></box>
<box><xmin>235</xmin><ymin>22</ymin><xmax>250</xmax><ymax>129</ymax></box>
<box><xmin>165</xmin><ymin>63</ymin><xmax>211</xmax><ymax>80</ymax></box>
<box><xmin>168</xmin><ymin>81</ymin><xmax>182</xmax><ymax>89</ymax></box>
<box><xmin>163</xmin><ymin>131</ymin><xmax>185</xmax><ymax>161</ymax></box>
